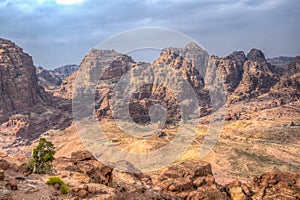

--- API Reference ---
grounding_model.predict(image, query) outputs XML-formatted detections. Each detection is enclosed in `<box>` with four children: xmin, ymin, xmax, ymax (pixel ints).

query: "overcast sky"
<box><xmin>0</xmin><ymin>0</ymin><xmax>299</xmax><ymax>69</ymax></box>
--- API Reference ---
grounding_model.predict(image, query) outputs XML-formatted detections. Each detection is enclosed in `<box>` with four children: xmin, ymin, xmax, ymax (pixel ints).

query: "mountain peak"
<box><xmin>184</xmin><ymin>42</ymin><xmax>204</xmax><ymax>51</ymax></box>
<box><xmin>0</xmin><ymin>38</ymin><xmax>42</xmax><ymax>112</ymax></box>
<box><xmin>247</xmin><ymin>49</ymin><xmax>266</xmax><ymax>61</ymax></box>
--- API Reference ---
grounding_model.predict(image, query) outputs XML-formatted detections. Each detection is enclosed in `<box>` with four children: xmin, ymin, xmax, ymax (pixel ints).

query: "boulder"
<box><xmin>0</xmin><ymin>159</ymin><xmax>10</xmax><ymax>171</ymax></box>
<box><xmin>71</xmin><ymin>150</ymin><xmax>95</xmax><ymax>161</ymax></box>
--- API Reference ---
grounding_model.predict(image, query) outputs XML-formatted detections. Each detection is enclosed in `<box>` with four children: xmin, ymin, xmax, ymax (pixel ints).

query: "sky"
<box><xmin>0</xmin><ymin>0</ymin><xmax>299</xmax><ymax>69</ymax></box>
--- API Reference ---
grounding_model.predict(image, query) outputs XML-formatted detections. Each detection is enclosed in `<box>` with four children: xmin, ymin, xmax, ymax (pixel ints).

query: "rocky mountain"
<box><xmin>0</xmin><ymin>39</ymin><xmax>46</xmax><ymax>117</ymax></box>
<box><xmin>52</xmin><ymin>64</ymin><xmax>79</xmax><ymax>80</ymax></box>
<box><xmin>71</xmin><ymin>45</ymin><xmax>211</xmax><ymax>124</ymax></box>
<box><xmin>205</xmin><ymin>51</ymin><xmax>246</xmax><ymax>93</ymax></box>
<box><xmin>0</xmin><ymin>38</ymin><xmax>299</xmax><ymax>199</ymax></box>
<box><xmin>269</xmin><ymin>56</ymin><xmax>300</xmax><ymax>102</ymax></box>
<box><xmin>51</xmin><ymin>71</ymin><xmax>78</xmax><ymax>99</ymax></box>
<box><xmin>162</xmin><ymin>43</ymin><xmax>209</xmax><ymax>77</ymax></box>
<box><xmin>0</xmin><ymin>38</ymin><xmax>72</xmax><ymax>144</ymax></box>
<box><xmin>267</xmin><ymin>56</ymin><xmax>294</xmax><ymax>67</ymax></box>
<box><xmin>57</xmin><ymin>43</ymin><xmax>299</xmax><ymax>123</ymax></box>
<box><xmin>36</xmin><ymin>66</ymin><xmax>61</xmax><ymax>88</ymax></box>
<box><xmin>230</xmin><ymin>49</ymin><xmax>279</xmax><ymax>101</ymax></box>
<box><xmin>267</xmin><ymin>56</ymin><xmax>294</xmax><ymax>76</ymax></box>
<box><xmin>36</xmin><ymin>64</ymin><xmax>78</xmax><ymax>89</ymax></box>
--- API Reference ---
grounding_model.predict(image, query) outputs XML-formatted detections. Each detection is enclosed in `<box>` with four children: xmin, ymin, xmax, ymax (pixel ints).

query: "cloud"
<box><xmin>56</xmin><ymin>0</ymin><xmax>85</xmax><ymax>5</ymax></box>
<box><xmin>0</xmin><ymin>0</ymin><xmax>299</xmax><ymax>68</ymax></box>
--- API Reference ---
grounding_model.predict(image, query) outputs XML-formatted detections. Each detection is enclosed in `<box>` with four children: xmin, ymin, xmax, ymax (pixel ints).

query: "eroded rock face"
<box><xmin>168</xmin><ymin>42</ymin><xmax>209</xmax><ymax>77</ymax></box>
<box><xmin>249</xmin><ymin>172</ymin><xmax>300</xmax><ymax>200</ymax></box>
<box><xmin>74</xmin><ymin>45</ymin><xmax>210</xmax><ymax>124</ymax></box>
<box><xmin>36</xmin><ymin>66</ymin><xmax>62</xmax><ymax>89</ymax></box>
<box><xmin>205</xmin><ymin>51</ymin><xmax>246</xmax><ymax>93</ymax></box>
<box><xmin>158</xmin><ymin>160</ymin><xmax>229</xmax><ymax>199</ymax></box>
<box><xmin>71</xmin><ymin>46</ymin><xmax>300</xmax><ymax>124</ymax></box>
<box><xmin>231</xmin><ymin>49</ymin><xmax>279</xmax><ymax>101</ymax></box>
<box><xmin>36</xmin><ymin>65</ymin><xmax>79</xmax><ymax>90</ymax></box>
<box><xmin>0</xmin><ymin>39</ymin><xmax>43</xmax><ymax>113</ymax></box>
<box><xmin>0</xmin><ymin>38</ymin><xmax>72</xmax><ymax>145</ymax></box>
<box><xmin>51</xmin><ymin>71</ymin><xmax>78</xmax><ymax>99</ymax></box>
<box><xmin>269</xmin><ymin>56</ymin><xmax>300</xmax><ymax>102</ymax></box>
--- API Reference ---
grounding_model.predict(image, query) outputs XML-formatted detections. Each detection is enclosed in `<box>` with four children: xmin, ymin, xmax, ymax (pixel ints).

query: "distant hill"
<box><xmin>36</xmin><ymin>64</ymin><xmax>79</xmax><ymax>89</ymax></box>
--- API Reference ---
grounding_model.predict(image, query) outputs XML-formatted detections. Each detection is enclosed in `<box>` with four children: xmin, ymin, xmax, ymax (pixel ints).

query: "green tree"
<box><xmin>30</xmin><ymin>138</ymin><xmax>55</xmax><ymax>174</ymax></box>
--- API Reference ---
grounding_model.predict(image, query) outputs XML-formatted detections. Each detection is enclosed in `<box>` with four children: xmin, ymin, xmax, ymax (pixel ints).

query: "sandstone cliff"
<box><xmin>205</xmin><ymin>51</ymin><xmax>246</xmax><ymax>93</ymax></box>
<box><xmin>0</xmin><ymin>39</ymin><xmax>44</xmax><ymax>114</ymax></box>
<box><xmin>0</xmin><ymin>38</ymin><xmax>72</xmax><ymax>143</ymax></box>
<box><xmin>36</xmin><ymin>66</ymin><xmax>61</xmax><ymax>88</ymax></box>
<box><xmin>230</xmin><ymin>49</ymin><xmax>279</xmax><ymax>101</ymax></box>
<box><xmin>269</xmin><ymin>56</ymin><xmax>300</xmax><ymax>102</ymax></box>
<box><xmin>71</xmin><ymin>44</ymin><xmax>211</xmax><ymax>124</ymax></box>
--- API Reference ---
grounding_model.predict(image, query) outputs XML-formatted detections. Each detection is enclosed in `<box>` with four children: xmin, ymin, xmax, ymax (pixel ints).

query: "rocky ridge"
<box><xmin>70</xmin><ymin>44</ymin><xmax>211</xmax><ymax>124</ymax></box>
<box><xmin>231</xmin><ymin>49</ymin><xmax>279</xmax><ymax>101</ymax></box>
<box><xmin>0</xmin><ymin>39</ymin><xmax>45</xmax><ymax>115</ymax></box>
<box><xmin>0</xmin><ymin>39</ymin><xmax>72</xmax><ymax>147</ymax></box>
<box><xmin>269</xmin><ymin>56</ymin><xmax>300</xmax><ymax>102</ymax></box>
<box><xmin>62</xmin><ymin>44</ymin><xmax>299</xmax><ymax>124</ymax></box>
<box><xmin>36</xmin><ymin>64</ymin><xmax>79</xmax><ymax>90</ymax></box>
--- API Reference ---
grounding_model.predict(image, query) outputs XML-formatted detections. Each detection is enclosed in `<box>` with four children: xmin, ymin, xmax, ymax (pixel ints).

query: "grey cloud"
<box><xmin>0</xmin><ymin>0</ymin><xmax>299</xmax><ymax>68</ymax></box>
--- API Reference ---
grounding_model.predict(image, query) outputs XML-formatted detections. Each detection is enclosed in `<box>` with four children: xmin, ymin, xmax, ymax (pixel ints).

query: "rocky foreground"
<box><xmin>0</xmin><ymin>150</ymin><xmax>299</xmax><ymax>199</ymax></box>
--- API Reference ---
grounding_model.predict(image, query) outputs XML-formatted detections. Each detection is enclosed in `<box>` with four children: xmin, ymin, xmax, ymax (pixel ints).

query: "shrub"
<box><xmin>30</xmin><ymin>138</ymin><xmax>55</xmax><ymax>174</ymax></box>
<box><xmin>46</xmin><ymin>177</ymin><xmax>69</xmax><ymax>194</ymax></box>
<box><xmin>60</xmin><ymin>184</ymin><xmax>69</xmax><ymax>194</ymax></box>
<box><xmin>46</xmin><ymin>176</ymin><xmax>64</xmax><ymax>186</ymax></box>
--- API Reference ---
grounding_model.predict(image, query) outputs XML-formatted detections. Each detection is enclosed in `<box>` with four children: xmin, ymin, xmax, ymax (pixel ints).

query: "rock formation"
<box><xmin>269</xmin><ymin>56</ymin><xmax>300</xmax><ymax>102</ymax></box>
<box><xmin>51</xmin><ymin>64</ymin><xmax>78</xmax><ymax>80</ymax></box>
<box><xmin>36</xmin><ymin>66</ymin><xmax>62</xmax><ymax>89</ymax></box>
<box><xmin>0</xmin><ymin>39</ymin><xmax>44</xmax><ymax>115</ymax></box>
<box><xmin>267</xmin><ymin>56</ymin><xmax>294</xmax><ymax>76</ymax></box>
<box><xmin>51</xmin><ymin>71</ymin><xmax>78</xmax><ymax>99</ymax></box>
<box><xmin>1</xmin><ymin>152</ymin><xmax>299</xmax><ymax>199</ymax></box>
<box><xmin>205</xmin><ymin>51</ymin><xmax>246</xmax><ymax>93</ymax></box>
<box><xmin>73</xmin><ymin>44</ymin><xmax>211</xmax><ymax>124</ymax></box>
<box><xmin>158</xmin><ymin>160</ymin><xmax>229</xmax><ymax>199</ymax></box>
<box><xmin>0</xmin><ymin>38</ymin><xmax>72</xmax><ymax>144</ymax></box>
<box><xmin>69</xmin><ymin>45</ymin><xmax>300</xmax><ymax>123</ymax></box>
<box><xmin>230</xmin><ymin>49</ymin><xmax>279</xmax><ymax>101</ymax></box>
<box><xmin>168</xmin><ymin>42</ymin><xmax>209</xmax><ymax>77</ymax></box>
<box><xmin>36</xmin><ymin>64</ymin><xmax>79</xmax><ymax>89</ymax></box>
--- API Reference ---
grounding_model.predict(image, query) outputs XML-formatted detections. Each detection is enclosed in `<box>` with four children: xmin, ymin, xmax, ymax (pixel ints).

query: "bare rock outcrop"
<box><xmin>157</xmin><ymin>43</ymin><xmax>209</xmax><ymax>77</ymax></box>
<box><xmin>231</xmin><ymin>49</ymin><xmax>279</xmax><ymax>101</ymax></box>
<box><xmin>249</xmin><ymin>172</ymin><xmax>300</xmax><ymax>199</ymax></box>
<box><xmin>0</xmin><ymin>38</ymin><xmax>72</xmax><ymax>145</ymax></box>
<box><xmin>0</xmin><ymin>39</ymin><xmax>45</xmax><ymax>115</ymax></box>
<box><xmin>269</xmin><ymin>56</ymin><xmax>300</xmax><ymax>102</ymax></box>
<box><xmin>36</xmin><ymin>66</ymin><xmax>62</xmax><ymax>89</ymax></box>
<box><xmin>205</xmin><ymin>51</ymin><xmax>246</xmax><ymax>94</ymax></box>
<box><xmin>51</xmin><ymin>71</ymin><xmax>78</xmax><ymax>99</ymax></box>
<box><xmin>158</xmin><ymin>160</ymin><xmax>229</xmax><ymax>199</ymax></box>
<box><xmin>36</xmin><ymin>64</ymin><xmax>79</xmax><ymax>90</ymax></box>
<box><xmin>74</xmin><ymin>45</ymin><xmax>210</xmax><ymax>124</ymax></box>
